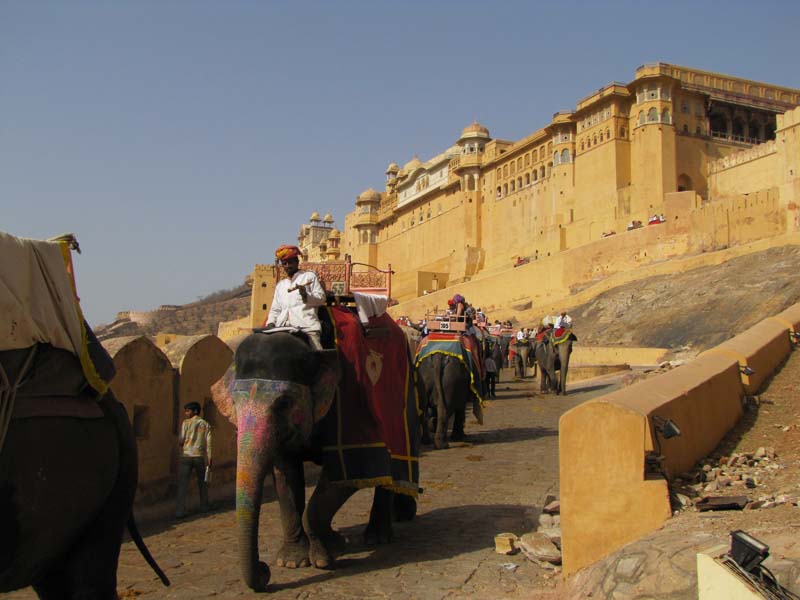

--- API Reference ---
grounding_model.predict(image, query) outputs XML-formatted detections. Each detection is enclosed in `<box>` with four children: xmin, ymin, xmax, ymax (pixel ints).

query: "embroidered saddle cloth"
<box><xmin>319</xmin><ymin>305</ymin><xmax>420</xmax><ymax>497</ymax></box>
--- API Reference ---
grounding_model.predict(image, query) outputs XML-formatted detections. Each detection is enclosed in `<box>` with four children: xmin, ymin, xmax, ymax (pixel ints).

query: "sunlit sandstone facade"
<box><xmin>335</xmin><ymin>63</ymin><xmax>800</xmax><ymax>303</ymax></box>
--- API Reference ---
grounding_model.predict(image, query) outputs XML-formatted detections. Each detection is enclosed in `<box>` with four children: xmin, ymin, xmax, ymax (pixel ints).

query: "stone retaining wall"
<box><xmin>559</xmin><ymin>303</ymin><xmax>800</xmax><ymax>576</ymax></box>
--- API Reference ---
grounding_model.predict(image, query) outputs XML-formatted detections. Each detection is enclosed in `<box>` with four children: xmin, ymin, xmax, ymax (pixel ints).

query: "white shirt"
<box><xmin>516</xmin><ymin>330</ymin><xmax>527</xmax><ymax>341</ymax></box>
<box><xmin>266</xmin><ymin>270</ymin><xmax>327</xmax><ymax>332</ymax></box>
<box><xmin>555</xmin><ymin>314</ymin><xmax>572</xmax><ymax>329</ymax></box>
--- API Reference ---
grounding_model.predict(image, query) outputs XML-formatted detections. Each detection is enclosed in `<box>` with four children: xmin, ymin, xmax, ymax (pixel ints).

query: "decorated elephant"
<box><xmin>211</xmin><ymin>306</ymin><xmax>420</xmax><ymax>592</ymax></box>
<box><xmin>415</xmin><ymin>333</ymin><xmax>484</xmax><ymax>449</ymax></box>
<box><xmin>533</xmin><ymin>329</ymin><xmax>577</xmax><ymax>395</ymax></box>
<box><xmin>0</xmin><ymin>345</ymin><xmax>169</xmax><ymax>599</ymax></box>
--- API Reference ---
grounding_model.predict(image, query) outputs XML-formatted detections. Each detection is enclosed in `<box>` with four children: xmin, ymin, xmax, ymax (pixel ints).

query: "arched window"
<box><xmin>677</xmin><ymin>173</ymin><xmax>693</xmax><ymax>192</ymax></box>
<box><xmin>539</xmin><ymin>166</ymin><xmax>545</xmax><ymax>179</ymax></box>
<box><xmin>696</xmin><ymin>125</ymin><xmax>702</xmax><ymax>135</ymax></box>
<box><xmin>511</xmin><ymin>162</ymin><xmax>516</xmax><ymax>175</ymax></box>
<box><xmin>533</xmin><ymin>170</ymin><xmax>538</xmax><ymax>181</ymax></box>
<box><xmin>606</xmin><ymin>128</ymin><xmax>610</xmax><ymax>139</ymax></box>
<box><xmin>496</xmin><ymin>186</ymin><xmax>501</xmax><ymax>198</ymax></box>
<box><xmin>503</xmin><ymin>184</ymin><xmax>508</xmax><ymax>195</ymax></box>
<box><xmin>503</xmin><ymin>165</ymin><xmax>508</xmax><ymax>177</ymax></box>
<box><xmin>620</xmin><ymin>127</ymin><xmax>626</xmax><ymax>137</ymax></box>
<box><xmin>647</xmin><ymin>107</ymin><xmax>658</xmax><ymax>122</ymax></box>
<box><xmin>532</xmin><ymin>149</ymin><xmax>538</xmax><ymax>161</ymax></box>
<box><xmin>517</xmin><ymin>158</ymin><xmax>523</xmax><ymax>170</ymax></box>
<box><xmin>496</xmin><ymin>168</ymin><xmax>501</xmax><ymax>180</ymax></box>
<box><xmin>547</xmin><ymin>162</ymin><xmax>553</xmax><ymax>177</ymax></box>
<box><xmin>710</xmin><ymin>112</ymin><xmax>728</xmax><ymax>136</ymax></box>
<box><xmin>638</xmin><ymin>111</ymin><xmax>645</xmax><ymax>125</ymax></box>
<box><xmin>593</xmin><ymin>134</ymin><xmax>597</xmax><ymax>145</ymax></box>
<box><xmin>525</xmin><ymin>173</ymin><xmax>530</xmax><ymax>185</ymax></box>
<box><xmin>510</xmin><ymin>180</ymin><xmax>515</xmax><ymax>192</ymax></box>
<box><xmin>517</xmin><ymin>177</ymin><xmax>522</xmax><ymax>188</ymax></box>
<box><xmin>525</xmin><ymin>153</ymin><xmax>530</xmax><ymax>166</ymax></box>
<box><xmin>749</xmin><ymin>120</ymin><xmax>762</xmax><ymax>141</ymax></box>
<box><xmin>599</xmin><ymin>131</ymin><xmax>603</xmax><ymax>142</ymax></box>
<box><xmin>683</xmin><ymin>124</ymin><xmax>689</xmax><ymax>133</ymax></box>
<box><xmin>561</xmin><ymin>149</ymin><xmax>571</xmax><ymax>163</ymax></box>
<box><xmin>553</xmin><ymin>151</ymin><xmax>560</xmax><ymax>166</ymax></box>
<box><xmin>581</xmin><ymin>140</ymin><xmax>585</xmax><ymax>151</ymax></box>
<box><xmin>661</xmin><ymin>108</ymin><xmax>671</xmax><ymax>124</ymax></box>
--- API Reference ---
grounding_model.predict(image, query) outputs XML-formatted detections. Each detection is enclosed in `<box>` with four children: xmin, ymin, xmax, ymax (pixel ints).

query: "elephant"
<box><xmin>0</xmin><ymin>344</ymin><xmax>169</xmax><ymax>600</ymax></box>
<box><xmin>533</xmin><ymin>332</ymin><xmax>577</xmax><ymax>395</ymax></box>
<box><xmin>511</xmin><ymin>339</ymin><xmax>532</xmax><ymax>379</ymax></box>
<box><xmin>212</xmin><ymin>324</ymin><xmax>419</xmax><ymax>593</ymax></box>
<box><xmin>417</xmin><ymin>352</ymin><xmax>477</xmax><ymax>449</ymax></box>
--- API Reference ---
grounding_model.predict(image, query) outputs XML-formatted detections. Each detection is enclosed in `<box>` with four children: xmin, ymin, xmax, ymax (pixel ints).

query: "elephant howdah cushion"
<box><xmin>319</xmin><ymin>305</ymin><xmax>420</xmax><ymax>497</ymax></box>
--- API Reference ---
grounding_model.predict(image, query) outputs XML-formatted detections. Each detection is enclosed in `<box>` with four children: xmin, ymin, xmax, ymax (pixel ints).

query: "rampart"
<box><xmin>559</xmin><ymin>303</ymin><xmax>800</xmax><ymax>576</ymax></box>
<box><xmin>101</xmin><ymin>334</ymin><xmax>235</xmax><ymax>505</ymax></box>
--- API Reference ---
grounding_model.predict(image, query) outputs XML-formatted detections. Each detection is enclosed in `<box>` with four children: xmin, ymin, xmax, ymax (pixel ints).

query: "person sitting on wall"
<box><xmin>265</xmin><ymin>244</ymin><xmax>327</xmax><ymax>350</ymax></box>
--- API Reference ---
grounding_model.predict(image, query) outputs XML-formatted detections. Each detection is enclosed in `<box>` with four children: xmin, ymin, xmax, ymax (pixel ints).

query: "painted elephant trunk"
<box><xmin>235</xmin><ymin>401</ymin><xmax>277</xmax><ymax>591</ymax></box>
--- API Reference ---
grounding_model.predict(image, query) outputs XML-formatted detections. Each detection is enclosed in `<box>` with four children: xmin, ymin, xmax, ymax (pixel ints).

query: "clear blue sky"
<box><xmin>3</xmin><ymin>1</ymin><xmax>799</xmax><ymax>326</ymax></box>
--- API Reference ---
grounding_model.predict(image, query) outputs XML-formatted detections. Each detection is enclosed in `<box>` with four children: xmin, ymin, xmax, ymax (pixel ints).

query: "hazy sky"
<box><xmin>3</xmin><ymin>1</ymin><xmax>799</xmax><ymax>326</ymax></box>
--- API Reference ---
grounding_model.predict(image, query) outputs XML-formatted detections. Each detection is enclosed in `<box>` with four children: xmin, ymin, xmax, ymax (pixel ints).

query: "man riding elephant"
<box><xmin>265</xmin><ymin>245</ymin><xmax>327</xmax><ymax>349</ymax></box>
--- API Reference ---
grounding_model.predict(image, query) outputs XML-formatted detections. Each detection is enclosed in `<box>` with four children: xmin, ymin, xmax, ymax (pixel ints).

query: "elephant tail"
<box><xmin>127</xmin><ymin>515</ymin><xmax>170</xmax><ymax>586</ymax></box>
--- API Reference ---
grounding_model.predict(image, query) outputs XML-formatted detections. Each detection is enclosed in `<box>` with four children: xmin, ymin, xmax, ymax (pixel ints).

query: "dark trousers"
<box><xmin>486</xmin><ymin>372</ymin><xmax>497</xmax><ymax>397</ymax></box>
<box><xmin>176</xmin><ymin>456</ymin><xmax>209</xmax><ymax>516</ymax></box>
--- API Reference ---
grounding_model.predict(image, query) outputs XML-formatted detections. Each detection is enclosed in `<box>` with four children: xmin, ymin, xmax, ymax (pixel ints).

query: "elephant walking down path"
<box><xmin>211</xmin><ymin>307</ymin><xmax>421</xmax><ymax>592</ymax></box>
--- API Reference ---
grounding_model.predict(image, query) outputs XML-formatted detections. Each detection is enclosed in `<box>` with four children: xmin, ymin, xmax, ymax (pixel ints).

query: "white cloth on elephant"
<box><xmin>516</xmin><ymin>330</ymin><xmax>526</xmax><ymax>341</ymax></box>
<box><xmin>353</xmin><ymin>292</ymin><xmax>389</xmax><ymax>324</ymax></box>
<box><xmin>266</xmin><ymin>269</ymin><xmax>326</xmax><ymax>332</ymax></box>
<box><xmin>555</xmin><ymin>314</ymin><xmax>573</xmax><ymax>329</ymax></box>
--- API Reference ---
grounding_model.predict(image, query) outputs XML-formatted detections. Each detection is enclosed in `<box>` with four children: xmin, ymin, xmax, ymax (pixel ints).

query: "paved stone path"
<box><xmin>8</xmin><ymin>372</ymin><xmax>623</xmax><ymax>599</ymax></box>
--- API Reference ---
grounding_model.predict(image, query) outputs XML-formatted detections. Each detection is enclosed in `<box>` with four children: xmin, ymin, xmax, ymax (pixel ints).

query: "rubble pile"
<box><xmin>494</xmin><ymin>496</ymin><xmax>563</xmax><ymax>573</ymax></box>
<box><xmin>671</xmin><ymin>446</ymin><xmax>800</xmax><ymax>512</ymax></box>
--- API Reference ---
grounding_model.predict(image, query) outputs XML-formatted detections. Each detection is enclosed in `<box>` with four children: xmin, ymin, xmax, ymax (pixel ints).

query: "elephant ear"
<box><xmin>210</xmin><ymin>364</ymin><xmax>238</xmax><ymax>426</ymax></box>
<box><xmin>312</xmin><ymin>349</ymin><xmax>340</xmax><ymax>423</ymax></box>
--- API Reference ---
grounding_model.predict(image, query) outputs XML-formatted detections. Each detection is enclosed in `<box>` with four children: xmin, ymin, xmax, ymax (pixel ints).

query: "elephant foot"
<box><xmin>393</xmin><ymin>494</ymin><xmax>417</xmax><ymax>522</ymax></box>
<box><xmin>434</xmin><ymin>437</ymin><xmax>449</xmax><ymax>450</ymax></box>
<box><xmin>245</xmin><ymin>561</ymin><xmax>271</xmax><ymax>592</ymax></box>
<box><xmin>276</xmin><ymin>536</ymin><xmax>310</xmax><ymax>569</ymax></box>
<box><xmin>308</xmin><ymin>530</ymin><xmax>345</xmax><ymax>569</ymax></box>
<box><xmin>450</xmin><ymin>430</ymin><xmax>467</xmax><ymax>442</ymax></box>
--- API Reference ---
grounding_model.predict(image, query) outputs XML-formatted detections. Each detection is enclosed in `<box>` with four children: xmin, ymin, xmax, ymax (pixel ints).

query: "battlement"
<box><xmin>707</xmin><ymin>140</ymin><xmax>777</xmax><ymax>175</ymax></box>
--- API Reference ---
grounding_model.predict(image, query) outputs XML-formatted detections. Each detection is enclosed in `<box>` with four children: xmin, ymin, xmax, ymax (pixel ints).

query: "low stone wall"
<box><xmin>570</xmin><ymin>346</ymin><xmax>668</xmax><ymax>367</ymax></box>
<box><xmin>559</xmin><ymin>303</ymin><xmax>800</xmax><ymax>576</ymax></box>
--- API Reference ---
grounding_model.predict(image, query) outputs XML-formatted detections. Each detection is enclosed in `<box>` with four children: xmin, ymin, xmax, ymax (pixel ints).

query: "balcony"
<box><xmin>355</xmin><ymin>211</ymin><xmax>379</xmax><ymax>226</ymax></box>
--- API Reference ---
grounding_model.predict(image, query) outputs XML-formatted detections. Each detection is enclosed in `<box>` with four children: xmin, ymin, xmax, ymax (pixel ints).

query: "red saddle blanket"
<box><xmin>319</xmin><ymin>305</ymin><xmax>420</xmax><ymax>497</ymax></box>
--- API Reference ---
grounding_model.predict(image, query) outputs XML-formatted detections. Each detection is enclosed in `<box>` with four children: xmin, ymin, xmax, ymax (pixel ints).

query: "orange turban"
<box><xmin>275</xmin><ymin>245</ymin><xmax>301</xmax><ymax>262</ymax></box>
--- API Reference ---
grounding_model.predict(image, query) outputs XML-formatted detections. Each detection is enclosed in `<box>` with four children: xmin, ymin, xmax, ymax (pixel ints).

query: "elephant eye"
<box><xmin>272</xmin><ymin>394</ymin><xmax>292</xmax><ymax>412</ymax></box>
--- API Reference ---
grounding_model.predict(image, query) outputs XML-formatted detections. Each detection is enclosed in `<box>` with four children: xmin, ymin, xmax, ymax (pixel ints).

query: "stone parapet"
<box><xmin>559</xmin><ymin>303</ymin><xmax>800</xmax><ymax>576</ymax></box>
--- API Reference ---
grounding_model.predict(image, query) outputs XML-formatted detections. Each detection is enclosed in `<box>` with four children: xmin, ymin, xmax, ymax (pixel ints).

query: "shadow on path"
<box><xmin>267</xmin><ymin>503</ymin><xmax>531</xmax><ymax>592</ymax></box>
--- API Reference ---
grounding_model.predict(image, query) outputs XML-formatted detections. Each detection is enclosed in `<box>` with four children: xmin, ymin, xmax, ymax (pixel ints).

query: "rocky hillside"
<box><xmin>570</xmin><ymin>245</ymin><xmax>800</xmax><ymax>358</ymax></box>
<box><xmin>93</xmin><ymin>284</ymin><xmax>250</xmax><ymax>340</ymax></box>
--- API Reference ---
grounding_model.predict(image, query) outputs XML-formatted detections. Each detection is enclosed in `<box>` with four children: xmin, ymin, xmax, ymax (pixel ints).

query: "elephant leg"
<box><xmin>433</xmin><ymin>384</ymin><xmax>449</xmax><ymax>450</ymax></box>
<box><xmin>303</xmin><ymin>473</ymin><xmax>355</xmax><ymax>569</ymax></box>
<box><xmin>273</xmin><ymin>454</ymin><xmax>310</xmax><ymax>569</ymax></box>
<box><xmin>364</xmin><ymin>486</ymin><xmax>393</xmax><ymax>545</ymax></box>
<box><xmin>393</xmin><ymin>493</ymin><xmax>417</xmax><ymax>522</ymax></box>
<box><xmin>451</xmin><ymin>406</ymin><xmax>467</xmax><ymax>441</ymax></box>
